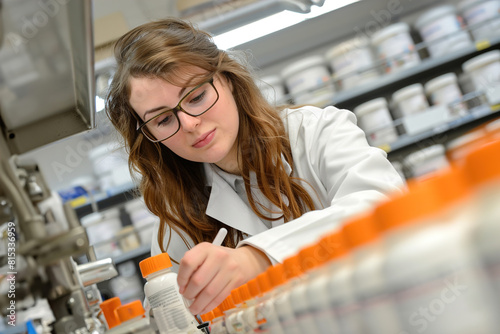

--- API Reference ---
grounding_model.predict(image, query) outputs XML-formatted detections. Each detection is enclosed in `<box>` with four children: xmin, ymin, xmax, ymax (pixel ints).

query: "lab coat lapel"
<box><xmin>204</xmin><ymin>164</ymin><xmax>269</xmax><ymax>236</ymax></box>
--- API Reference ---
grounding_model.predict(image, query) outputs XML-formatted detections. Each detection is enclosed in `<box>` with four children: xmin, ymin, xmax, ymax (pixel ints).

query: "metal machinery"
<box><xmin>0</xmin><ymin>0</ymin><xmax>153</xmax><ymax>332</ymax></box>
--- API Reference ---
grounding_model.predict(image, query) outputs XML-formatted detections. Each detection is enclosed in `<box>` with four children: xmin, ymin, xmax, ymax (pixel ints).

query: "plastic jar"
<box><xmin>276</xmin><ymin>255</ymin><xmax>303</xmax><ymax>334</ymax></box>
<box><xmin>458</xmin><ymin>0</ymin><xmax>500</xmax><ymax>41</ymax></box>
<box><xmin>415</xmin><ymin>5</ymin><xmax>472</xmax><ymax>58</ymax></box>
<box><xmin>462</xmin><ymin>50</ymin><xmax>500</xmax><ymax>101</ymax></box>
<box><xmin>391</xmin><ymin>83</ymin><xmax>429</xmax><ymax>119</ymax></box>
<box><xmin>371</xmin><ymin>22</ymin><xmax>420</xmax><ymax>73</ymax></box>
<box><xmin>446</xmin><ymin>128</ymin><xmax>489</xmax><ymax>162</ymax></box>
<box><xmin>281</xmin><ymin>55</ymin><xmax>335</xmax><ymax>105</ymax></box>
<box><xmin>125</xmin><ymin>198</ymin><xmax>157</xmax><ymax>246</ymax></box>
<box><xmin>424</xmin><ymin>72</ymin><xmax>468</xmax><ymax>117</ymax></box>
<box><xmin>257</xmin><ymin>75</ymin><xmax>286</xmax><ymax>105</ymax></box>
<box><xmin>325</xmin><ymin>36</ymin><xmax>379</xmax><ymax>90</ymax></box>
<box><xmin>254</xmin><ymin>271</ymin><xmax>284</xmax><ymax>334</ymax></box>
<box><xmin>139</xmin><ymin>253</ymin><xmax>202</xmax><ymax>334</ymax></box>
<box><xmin>110</xmin><ymin>300</ymin><xmax>151</xmax><ymax>334</ymax></box>
<box><xmin>353</xmin><ymin>98</ymin><xmax>398</xmax><ymax>147</ymax></box>
<box><xmin>403</xmin><ymin>144</ymin><xmax>450</xmax><ymax>179</ymax></box>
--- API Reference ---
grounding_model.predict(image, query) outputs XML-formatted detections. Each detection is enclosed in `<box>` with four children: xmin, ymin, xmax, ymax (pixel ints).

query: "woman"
<box><xmin>106</xmin><ymin>18</ymin><xmax>404</xmax><ymax>316</ymax></box>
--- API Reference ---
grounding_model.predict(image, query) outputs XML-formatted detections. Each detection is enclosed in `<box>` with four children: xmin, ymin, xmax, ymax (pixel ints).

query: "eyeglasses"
<box><xmin>137</xmin><ymin>78</ymin><xmax>219</xmax><ymax>142</ymax></box>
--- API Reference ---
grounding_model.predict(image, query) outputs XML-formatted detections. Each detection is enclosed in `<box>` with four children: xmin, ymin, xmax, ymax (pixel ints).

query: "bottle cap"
<box><xmin>238</xmin><ymin>284</ymin><xmax>252</xmax><ymax>302</ymax></box>
<box><xmin>342</xmin><ymin>213</ymin><xmax>379</xmax><ymax>249</ymax></box>
<box><xmin>116</xmin><ymin>300</ymin><xmax>145</xmax><ymax>322</ymax></box>
<box><xmin>212</xmin><ymin>306</ymin><xmax>223</xmax><ymax>319</ymax></box>
<box><xmin>298</xmin><ymin>244</ymin><xmax>322</xmax><ymax>273</ymax></box>
<box><xmin>256</xmin><ymin>272</ymin><xmax>272</xmax><ymax>294</ymax></box>
<box><xmin>283</xmin><ymin>254</ymin><xmax>302</xmax><ymax>280</ymax></box>
<box><xmin>231</xmin><ymin>287</ymin><xmax>243</xmax><ymax>305</ymax></box>
<box><xmin>139</xmin><ymin>252</ymin><xmax>172</xmax><ymax>278</ymax></box>
<box><xmin>220</xmin><ymin>295</ymin><xmax>236</xmax><ymax>313</ymax></box>
<box><xmin>247</xmin><ymin>278</ymin><xmax>261</xmax><ymax>298</ymax></box>
<box><xmin>464</xmin><ymin>140</ymin><xmax>500</xmax><ymax>187</ymax></box>
<box><xmin>200</xmin><ymin>311</ymin><xmax>214</xmax><ymax>323</ymax></box>
<box><xmin>319</xmin><ymin>230</ymin><xmax>348</xmax><ymax>261</ymax></box>
<box><xmin>99</xmin><ymin>297</ymin><xmax>121</xmax><ymax>329</ymax></box>
<box><xmin>267</xmin><ymin>263</ymin><xmax>287</xmax><ymax>288</ymax></box>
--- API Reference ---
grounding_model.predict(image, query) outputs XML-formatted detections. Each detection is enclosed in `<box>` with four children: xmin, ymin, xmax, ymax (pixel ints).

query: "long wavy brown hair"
<box><xmin>106</xmin><ymin>18</ymin><xmax>315</xmax><ymax>262</ymax></box>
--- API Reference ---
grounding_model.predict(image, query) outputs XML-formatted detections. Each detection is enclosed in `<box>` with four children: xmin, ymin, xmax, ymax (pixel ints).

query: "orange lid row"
<box><xmin>99</xmin><ymin>297</ymin><xmax>146</xmax><ymax>329</ymax></box>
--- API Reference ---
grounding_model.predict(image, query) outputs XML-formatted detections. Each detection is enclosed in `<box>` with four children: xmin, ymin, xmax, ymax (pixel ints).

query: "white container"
<box><xmin>125</xmin><ymin>198</ymin><xmax>158</xmax><ymax>245</ymax></box>
<box><xmin>403</xmin><ymin>144</ymin><xmax>450</xmax><ymax>178</ymax></box>
<box><xmin>281</xmin><ymin>56</ymin><xmax>335</xmax><ymax>105</ymax></box>
<box><xmin>415</xmin><ymin>5</ymin><xmax>472</xmax><ymax>58</ymax></box>
<box><xmin>391</xmin><ymin>83</ymin><xmax>429</xmax><ymax>119</ymax></box>
<box><xmin>458</xmin><ymin>0</ymin><xmax>500</xmax><ymax>41</ymax></box>
<box><xmin>139</xmin><ymin>253</ymin><xmax>202</xmax><ymax>334</ymax></box>
<box><xmin>371</xmin><ymin>22</ymin><xmax>420</xmax><ymax>74</ymax></box>
<box><xmin>424</xmin><ymin>73</ymin><xmax>468</xmax><ymax>117</ymax></box>
<box><xmin>353</xmin><ymin>98</ymin><xmax>398</xmax><ymax>147</ymax></box>
<box><xmin>462</xmin><ymin>50</ymin><xmax>500</xmax><ymax>105</ymax></box>
<box><xmin>325</xmin><ymin>36</ymin><xmax>379</xmax><ymax>90</ymax></box>
<box><xmin>258</xmin><ymin>75</ymin><xmax>286</xmax><ymax>104</ymax></box>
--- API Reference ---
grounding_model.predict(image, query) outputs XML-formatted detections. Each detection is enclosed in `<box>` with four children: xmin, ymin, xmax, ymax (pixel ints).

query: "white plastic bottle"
<box><xmin>275</xmin><ymin>255</ymin><xmax>303</xmax><ymax>334</ymax></box>
<box><xmin>210</xmin><ymin>306</ymin><xmax>228</xmax><ymax>334</ymax></box>
<box><xmin>239</xmin><ymin>280</ymin><xmax>260</xmax><ymax>333</ymax></box>
<box><xmin>253</xmin><ymin>271</ymin><xmax>284</xmax><ymax>334</ymax></box>
<box><xmin>108</xmin><ymin>300</ymin><xmax>154</xmax><ymax>334</ymax></box>
<box><xmin>139</xmin><ymin>253</ymin><xmax>202</xmax><ymax>334</ymax></box>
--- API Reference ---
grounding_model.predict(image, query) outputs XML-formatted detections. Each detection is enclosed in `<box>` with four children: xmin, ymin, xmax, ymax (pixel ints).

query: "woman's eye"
<box><xmin>189</xmin><ymin>90</ymin><xmax>206</xmax><ymax>104</ymax></box>
<box><xmin>157</xmin><ymin>113</ymin><xmax>174</xmax><ymax>126</ymax></box>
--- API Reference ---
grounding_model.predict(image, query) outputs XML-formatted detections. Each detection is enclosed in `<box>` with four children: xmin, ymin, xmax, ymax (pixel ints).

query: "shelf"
<box><xmin>75</xmin><ymin>187</ymin><xmax>139</xmax><ymax>219</ymax></box>
<box><xmin>112</xmin><ymin>244</ymin><xmax>151</xmax><ymax>265</ymax></box>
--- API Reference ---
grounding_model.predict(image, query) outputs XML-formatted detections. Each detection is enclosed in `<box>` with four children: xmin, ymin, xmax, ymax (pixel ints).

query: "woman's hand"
<box><xmin>177</xmin><ymin>243</ymin><xmax>271</xmax><ymax>315</ymax></box>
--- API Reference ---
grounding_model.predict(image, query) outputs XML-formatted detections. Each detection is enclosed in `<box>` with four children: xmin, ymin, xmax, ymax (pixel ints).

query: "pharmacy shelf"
<box><xmin>330</xmin><ymin>36</ymin><xmax>500</xmax><ymax>111</ymax></box>
<box><xmin>112</xmin><ymin>244</ymin><xmax>151</xmax><ymax>265</ymax></box>
<box><xmin>75</xmin><ymin>187</ymin><xmax>139</xmax><ymax>219</ymax></box>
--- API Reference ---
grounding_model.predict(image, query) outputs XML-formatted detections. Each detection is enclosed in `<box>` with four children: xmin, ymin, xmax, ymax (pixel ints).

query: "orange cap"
<box><xmin>231</xmin><ymin>287</ymin><xmax>243</xmax><ymax>305</ymax></box>
<box><xmin>267</xmin><ymin>263</ymin><xmax>287</xmax><ymax>288</ymax></box>
<box><xmin>238</xmin><ymin>284</ymin><xmax>252</xmax><ymax>302</ymax></box>
<box><xmin>319</xmin><ymin>230</ymin><xmax>348</xmax><ymax>261</ymax></box>
<box><xmin>376</xmin><ymin>166</ymin><xmax>469</xmax><ymax>232</ymax></box>
<box><xmin>464</xmin><ymin>140</ymin><xmax>500</xmax><ymax>187</ymax></box>
<box><xmin>220</xmin><ymin>295</ymin><xmax>236</xmax><ymax>313</ymax></box>
<box><xmin>342</xmin><ymin>214</ymin><xmax>379</xmax><ymax>249</ymax></box>
<box><xmin>99</xmin><ymin>297</ymin><xmax>121</xmax><ymax>329</ymax></box>
<box><xmin>212</xmin><ymin>306</ymin><xmax>223</xmax><ymax>318</ymax></box>
<box><xmin>116</xmin><ymin>300</ymin><xmax>145</xmax><ymax>322</ymax></box>
<box><xmin>298</xmin><ymin>244</ymin><xmax>322</xmax><ymax>273</ymax></box>
<box><xmin>256</xmin><ymin>272</ymin><xmax>272</xmax><ymax>295</ymax></box>
<box><xmin>283</xmin><ymin>255</ymin><xmax>302</xmax><ymax>280</ymax></box>
<box><xmin>139</xmin><ymin>252</ymin><xmax>172</xmax><ymax>278</ymax></box>
<box><xmin>200</xmin><ymin>311</ymin><xmax>214</xmax><ymax>323</ymax></box>
<box><xmin>247</xmin><ymin>278</ymin><xmax>261</xmax><ymax>298</ymax></box>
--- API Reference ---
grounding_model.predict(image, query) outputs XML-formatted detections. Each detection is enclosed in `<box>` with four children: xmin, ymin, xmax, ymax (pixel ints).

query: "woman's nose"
<box><xmin>177</xmin><ymin>111</ymin><xmax>201</xmax><ymax>132</ymax></box>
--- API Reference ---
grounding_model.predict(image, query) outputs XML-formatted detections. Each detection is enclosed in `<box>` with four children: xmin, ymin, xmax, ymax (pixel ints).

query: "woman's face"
<box><xmin>129</xmin><ymin>72</ymin><xmax>240</xmax><ymax>173</ymax></box>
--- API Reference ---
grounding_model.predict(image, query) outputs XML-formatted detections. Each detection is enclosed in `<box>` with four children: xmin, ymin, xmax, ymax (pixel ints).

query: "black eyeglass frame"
<box><xmin>137</xmin><ymin>77</ymin><xmax>219</xmax><ymax>142</ymax></box>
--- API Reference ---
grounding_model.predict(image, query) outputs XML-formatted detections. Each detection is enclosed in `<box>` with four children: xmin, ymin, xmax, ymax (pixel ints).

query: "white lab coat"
<box><xmin>150</xmin><ymin>105</ymin><xmax>405</xmax><ymax>270</ymax></box>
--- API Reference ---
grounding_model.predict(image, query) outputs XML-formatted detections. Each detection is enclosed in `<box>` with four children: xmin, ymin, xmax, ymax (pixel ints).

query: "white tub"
<box><xmin>391</xmin><ymin>83</ymin><xmax>429</xmax><ymax>119</ymax></box>
<box><xmin>458</xmin><ymin>0</ymin><xmax>500</xmax><ymax>41</ymax></box>
<box><xmin>462</xmin><ymin>50</ymin><xmax>500</xmax><ymax>105</ymax></box>
<box><xmin>403</xmin><ymin>144</ymin><xmax>450</xmax><ymax>179</ymax></box>
<box><xmin>257</xmin><ymin>75</ymin><xmax>286</xmax><ymax>104</ymax></box>
<box><xmin>424</xmin><ymin>73</ymin><xmax>467</xmax><ymax>117</ymax></box>
<box><xmin>371</xmin><ymin>22</ymin><xmax>421</xmax><ymax>74</ymax></box>
<box><xmin>353</xmin><ymin>98</ymin><xmax>398</xmax><ymax>147</ymax></box>
<box><xmin>415</xmin><ymin>5</ymin><xmax>472</xmax><ymax>58</ymax></box>
<box><xmin>325</xmin><ymin>36</ymin><xmax>379</xmax><ymax>90</ymax></box>
<box><xmin>281</xmin><ymin>55</ymin><xmax>335</xmax><ymax>105</ymax></box>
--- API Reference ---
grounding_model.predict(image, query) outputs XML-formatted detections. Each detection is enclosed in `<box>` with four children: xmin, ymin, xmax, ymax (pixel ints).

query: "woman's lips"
<box><xmin>193</xmin><ymin>129</ymin><xmax>215</xmax><ymax>148</ymax></box>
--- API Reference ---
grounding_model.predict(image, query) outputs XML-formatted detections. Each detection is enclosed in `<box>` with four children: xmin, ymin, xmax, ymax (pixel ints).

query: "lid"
<box><xmin>325</xmin><ymin>36</ymin><xmax>371</xmax><ymax>59</ymax></box>
<box><xmin>139</xmin><ymin>252</ymin><xmax>172</xmax><ymax>278</ymax></box>
<box><xmin>200</xmin><ymin>311</ymin><xmax>214</xmax><ymax>323</ymax></box>
<box><xmin>371</xmin><ymin>22</ymin><xmax>410</xmax><ymax>46</ymax></box>
<box><xmin>212</xmin><ymin>306</ymin><xmax>223</xmax><ymax>319</ymax></box>
<box><xmin>238</xmin><ymin>284</ymin><xmax>252</xmax><ymax>302</ymax></box>
<box><xmin>415</xmin><ymin>5</ymin><xmax>457</xmax><ymax>30</ymax></box>
<box><xmin>256</xmin><ymin>272</ymin><xmax>272</xmax><ymax>295</ymax></box>
<box><xmin>281</xmin><ymin>55</ymin><xmax>326</xmax><ymax>79</ymax></box>
<box><xmin>267</xmin><ymin>263</ymin><xmax>287</xmax><ymax>288</ymax></box>
<box><xmin>283</xmin><ymin>254</ymin><xmax>303</xmax><ymax>280</ymax></box>
<box><xmin>247</xmin><ymin>278</ymin><xmax>261</xmax><ymax>298</ymax></box>
<box><xmin>231</xmin><ymin>287</ymin><xmax>243</xmax><ymax>305</ymax></box>
<box><xmin>375</xmin><ymin>166</ymin><xmax>469</xmax><ymax>232</ymax></box>
<box><xmin>458</xmin><ymin>0</ymin><xmax>487</xmax><ymax>12</ymax></box>
<box><xmin>353</xmin><ymin>98</ymin><xmax>389</xmax><ymax>117</ymax></box>
<box><xmin>424</xmin><ymin>73</ymin><xmax>459</xmax><ymax>94</ymax></box>
<box><xmin>100</xmin><ymin>297</ymin><xmax>121</xmax><ymax>329</ymax></box>
<box><xmin>319</xmin><ymin>230</ymin><xmax>348</xmax><ymax>261</ymax></box>
<box><xmin>116</xmin><ymin>300</ymin><xmax>145</xmax><ymax>322</ymax></box>
<box><xmin>403</xmin><ymin>144</ymin><xmax>446</xmax><ymax>167</ymax></box>
<box><xmin>464</xmin><ymin>139</ymin><xmax>500</xmax><ymax>186</ymax></box>
<box><xmin>220</xmin><ymin>295</ymin><xmax>236</xmax><ymax>313</ymax></box>
<box><xmin>298</xmin><ymin>244</ymin><xmax>322</xmax><ymax>273</ymax></box>
<box><xmin>392</xmin><ymin>83</ymin><xmax>425</xmax><ymax>104</ymax></box>
<box><xmin>462</xmin><ymin>50</ymin><xmax>500</xmax><ymax>73</ymax></box>
<box><xmin>342</xmin><ymin>213</ymin><xmax>379</xmax><ymax>249</ymax></box>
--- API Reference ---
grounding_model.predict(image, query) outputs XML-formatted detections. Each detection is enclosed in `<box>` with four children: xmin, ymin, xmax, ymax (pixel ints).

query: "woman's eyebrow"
<box><xmin>142</xmin><ymin>86</ymin><xmax>189</xmax><ymax>120</ymax></box>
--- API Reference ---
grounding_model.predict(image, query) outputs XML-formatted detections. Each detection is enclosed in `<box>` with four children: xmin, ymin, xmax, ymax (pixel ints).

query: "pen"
<box><xmin>212</xmin><ymin>228</ymin><xmax>227</xmax><ymax>246</ymax></box>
